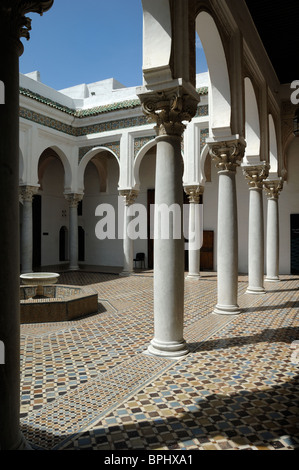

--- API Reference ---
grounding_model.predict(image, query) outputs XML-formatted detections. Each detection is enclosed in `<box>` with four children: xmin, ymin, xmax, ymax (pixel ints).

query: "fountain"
<box><xmin>20</xmin><ymin>272</ymin><xmax>98</xmax><ymax>324</ymax></box>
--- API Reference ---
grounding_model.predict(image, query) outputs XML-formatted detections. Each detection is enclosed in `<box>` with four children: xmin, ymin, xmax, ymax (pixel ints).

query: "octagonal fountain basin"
<box><xmin>20</xmin><ymin>274</ymin><xmax>98</xmax><ymax>324</ymax></box>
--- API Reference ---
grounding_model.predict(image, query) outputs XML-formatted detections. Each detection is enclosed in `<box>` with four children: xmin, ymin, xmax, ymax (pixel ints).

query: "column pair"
<box><xmin>242</xmin><ymin>163</ymin><xmax>269</xmax><ymax>294</ymax></box>
<box><xmin>139</xmin><ymin>84</ymin><xmax>199</xmax><ymax>357</ymax></box>
<box><xmin>19</xmin><ymin>185</ymin><xmax>39</xmax><ymax>273</ymax></box>
<box><xmin>184</xmin><ymin>185</ymin><xmax>204</xmax><ymax>280</ymax></box>
<box><xmin>119</xmin><ymin>189</ymin><xmax>139</xmax><ymax>276</ymax></box>
<box><xmin>64</xmin><ymin>193</ymin><xmax>83</xmax><ymax>271</ymax></box>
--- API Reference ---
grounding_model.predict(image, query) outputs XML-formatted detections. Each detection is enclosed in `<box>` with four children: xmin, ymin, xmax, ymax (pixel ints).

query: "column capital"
<box><xmin>208</xmin><ymin>138</ymin><xmax>246</xmax><ymax>173</ymax></box>
<box><xmin>184</xmin><ymin>185</ymin><xmax>204</xmax><ymax>204</ymax></box>
<box><xmin>119</xmin><ymin>189</ymin><xmax>139</xmax><ymax>206</ymax></box>
<box><xmin>19</xmin><ymin>185</ymin><xmax>38</xmax><ymax>203</ymax></box>
<box><xmin>0</xmin><ymin>1</ymin><xmax>54</xmax><ymax>55</ymax></box>
<box><xmin>139</xmin><ymin>85</ymin><xmax>199</xmax><ymax>137</ymax></box>
<box><xmin>64</xmin><ymin>193</ymin><xmax>83</xmax><ymax>208</ymax></box>
<box><xmin>264</xmin><ymin>178</ymin><xmax>283</xmax><ymax>200</ymax></box>
<box><xmin>242</xmin><ymin>162</ymin><xmax>270</xmax><ymax>189</ymax></box>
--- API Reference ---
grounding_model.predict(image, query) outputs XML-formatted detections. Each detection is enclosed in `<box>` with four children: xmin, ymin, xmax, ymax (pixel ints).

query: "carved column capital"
<box><xmin>64</xmin><ymin>193</ymin><xmax>83</xmax><ymax>209</ymax></box>
<box><xmin>119</xmin><ymin>189</ymin><xmax>139</xmax><ymax>206</ymax></box>
<box><xmin>19</xmin><ymin>185</ymin><xmax>38</xmax><ymax>203</ymax></box>
<box><xmin>184</xmin><ymin>185</ymin><xmax>204</xmax><ymax>204</ymax></box>
<box><xmin>0</xmin><ymin>1</ymin><xmax>54</xmax><ymax>55</ymax></box>
<box><xmin>242</xmin><ymin>162</ymin><xmax>270</xmax><ymax>189</ymax></box>
<box><xmin>208</xmin><ymin>138</ymin><xmax>246</xmax><ymax>173</ymax></box>
<box><xmin>139</xmin><ymin>86</ymin><xmax>199</xmax><ymax>137</ymax></box>
<box><xmin>263</xmin><ymin>178</ymin><xmax>283</xmax><ymax>200</ymax></box>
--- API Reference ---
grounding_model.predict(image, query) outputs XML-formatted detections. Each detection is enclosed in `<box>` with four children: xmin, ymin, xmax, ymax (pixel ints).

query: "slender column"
<box><xmin>209</xmin><ymin>139</ymin><xmax>246</xmax><ymax>315</ymax></box>
<box><xmin>19</xmin><ymin>185</ymin><xmax>38</xmax><ymax>273</ymax></box>
<box><xmin>264</xmin><ymin>179</ymin><xmax>283</xmax><ymax>281</ymax></box>
<box><xmin>65</xmin><ymin>193</ymin><xmax>83</xmax><ymax>271</ymax></box>
<box><xmin>0</xmin><ymin>0</ymin><xmax>53</xmax><ymax>450</ymax></box>
<box><xmin>139</xmin><ymin>86</ymin><xmax>199</xmax><ymax>357</ymax></box>
<box><xmin>184</xmin><ymin>185</ymin><xmax>204</xmax><ymax>280</ymax></box>
<box><xmin>119</xmin><ymin>189</ymin><xmax>138</xmax><ymax>276</ymax></box>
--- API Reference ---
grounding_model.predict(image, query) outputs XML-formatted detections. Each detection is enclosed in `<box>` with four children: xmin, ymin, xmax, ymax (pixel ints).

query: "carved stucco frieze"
<box><xmin>0</xmin><ymin>1</ymin><xmax>54</xmax><ymax>55</ymax></box>
<box><xmin>140</xmin><ymin>87</ymin><xmax>199</xmax><ymax>137</ymax></box>
<box><xmin>184</xmin><ymin>185</ymin><xmax>204</xmax><ymax>204</ymax></box>
<box><xmin>263</xmin><ymin>178</ymin><xmax>283</xmax><ymax>200</ymax></box>
<box><xmin>208</xmin><ymin>139</ymin><xmax>246</xmax><ymax>173</ymax></box>
<box><xmin>242</xmin><ymin>162</ymin><xmax>270</xmax><ymax>189</ymax></box>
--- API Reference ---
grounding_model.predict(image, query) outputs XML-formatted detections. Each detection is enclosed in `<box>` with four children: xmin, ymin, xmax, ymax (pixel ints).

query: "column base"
<box><xmin>119</xmin><ymin>271</ymin><xmax>133</xmax><ymax>277</ymax></box>
<box><xmin>185</xmin><ymin>273</ymin><xmax>201</xmax><ymax>280</ymax></box>
<box><xmin>265</xmin><ymin>276</ymin><xmax>280</xmax><ymax>282</ymax></box>
<box><xmin>213</xmin><ymin>304</ymin><xmax>242</xmax><ymax>315</ymax></box>
<box><xmin>246</xmin><ymin>286</ymin><xmax>266</xmax><ymax>295</ymax></box>
<box><xmin>69</xmin><ymin>266</ymin><xmax>79</xmax><ymax>271</ymax></box>
<box><xmin>147</xmin><ymin>338</ymin><xmax>189</xmax><ymax>359</ymax></box>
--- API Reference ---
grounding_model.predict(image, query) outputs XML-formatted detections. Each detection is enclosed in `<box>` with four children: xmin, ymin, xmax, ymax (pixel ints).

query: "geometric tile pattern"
<box><xmin>20</xmin><ymin>272</ymin><xmax>299</xmax><ymax>450</ymax></box>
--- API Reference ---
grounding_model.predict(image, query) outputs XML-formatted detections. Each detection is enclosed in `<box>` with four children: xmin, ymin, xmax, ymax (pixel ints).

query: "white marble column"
<box><xmin>209</xmin><ymin>139</ymin><xmax>246</xmax><ymax>315</ymax></box>
<box><xmin>264</xmin><ymin>179</ymin><xmax>283</xmax><ymax>281</ymax></box>
<box><xmin>139</xmin><ymin>86</ymin><xmax>199</xmax><ymax>357</ymax></box>
<box><xmin>184</xmin><ymin>185</ymin><xmax>204</xmax><ymax>280</ymax></box>
<box><xmin>242</xmin><ymin>163</ymin><xmax>269</xmax><ymax>294</ymax></box>
<box><xmin>119</xmin><ymin>189</ymin><xmax>138</xmax><ymax>276</ymax></box>
<box><xmin>19</xmin><ymin>185</ymin><xmax>38</xmax><ymax>274</ymax></box>
<box><xmin>65</xmin><ymin>193</ymin><xmax>83</xmax><ymax>271</ymax></box>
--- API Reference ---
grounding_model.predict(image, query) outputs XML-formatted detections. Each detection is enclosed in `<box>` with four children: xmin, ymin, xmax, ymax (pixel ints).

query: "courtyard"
<box><xmin>20</xmin><ymin>269</ymin><xmax>299</xmax><ymax>451</ymax></box>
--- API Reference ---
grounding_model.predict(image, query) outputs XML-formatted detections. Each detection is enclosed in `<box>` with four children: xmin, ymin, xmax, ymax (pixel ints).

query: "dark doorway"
<box><xmin>291</xmin><ymin>214</ymin><xmax>299</xmax><ymax>274</ymax></box>
<box><xmin>32</xmin><ymin>194</ymin><xmax>41</xmax><ymax>268</ymax></box>
<box><xmin>78</xmin><ymin>226</ymin><xmax>85</xmax><ymax>262</ymax></box>
<box><xmin>59</xmin><ymin>226</ymin><xmax>68</xmax><ymax>262</ymax></box>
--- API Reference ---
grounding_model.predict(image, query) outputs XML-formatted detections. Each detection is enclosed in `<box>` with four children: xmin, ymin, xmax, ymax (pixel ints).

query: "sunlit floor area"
<box><xmin>20</xmin><ymin>271</ymin><xmax>299</xmax><ymax>450</ymax></box>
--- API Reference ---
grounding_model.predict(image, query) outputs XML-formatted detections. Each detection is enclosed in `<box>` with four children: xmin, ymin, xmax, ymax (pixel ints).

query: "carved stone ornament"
<box><xmin>0</xmin><ymin>1</ymin><xmax>54</xmax><ymax>55</ymax></box>
<box><xmin>65</xmin><ymin>193</ymin><xmax>83</xmax><ymax>208</ymax></box>
<box><xmin>19</xmin><ymin>185</ymin><xmax>38</xmax><ymax>203</ymax></box>
<box><xmin>242</xmin><ymin>162</ymin><xmax>270</xmax><ymax>189</ymax></box>
<box><xmin>208</xmin><ymin>139</ymin><xmax>246</xmax><ymax>173</ymax></box>
<box><xmin>140</xmin><ymin>87</ymin><xmax>199</xmax><ymax>137</ymax></box>
<box><xmin>119</xmin><ymin>189</ymin><xmax>139</xmax><ymax>206</ymax></box>
<box><xmin>184</xmin><ymin>185</ymin><xmax>204</xmax><ymax>204</ymax></box>
<box><xmin>263</xmin><ymin>179</ymin><xmax>283</xmax><ymax>200</ymax></box>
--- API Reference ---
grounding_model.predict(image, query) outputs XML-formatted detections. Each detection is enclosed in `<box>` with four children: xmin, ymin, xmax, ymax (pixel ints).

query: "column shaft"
<box><xmin>120</xmin><ymin>190</ymin><xmax>138</xmax><ymax>276</ymax></box>
<box><xmin>20</xmin><ymin>186</ymin><xmax>38</xmax><ymax>274</ymax></box>
<box><xmin>65</xmin><ymin>194</ymin><xmax>83</xmax><ymax>271</ymax></box>
<box><xmin>247</xmin><ymin>187</ymin><xmax>265</xmax><ymax>292</ymax></box>
<box><xmin>208</xmin><ymin>139</ymin><xmax>246</xmax><ymax>315</ymax></box>
<box><xmin>264</xmin><ymin>179</ymin><xmax>283</xmax><ymax>282</ymax></box>
<box><xmin>185</xmin><ymin>186</ymin><xmax>203</xmax><ymax>280</ymax></box>
<box><xmin>149</xmin><ymin>134</ymin><xmax>187</xmax><ymax>356</ymax></box>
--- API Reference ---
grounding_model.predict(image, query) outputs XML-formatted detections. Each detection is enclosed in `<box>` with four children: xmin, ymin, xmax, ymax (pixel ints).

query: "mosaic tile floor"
<box><xmin>20</xmin><ymin>271</ymin><xmax>299</xmax><ymax>451</ymax></box>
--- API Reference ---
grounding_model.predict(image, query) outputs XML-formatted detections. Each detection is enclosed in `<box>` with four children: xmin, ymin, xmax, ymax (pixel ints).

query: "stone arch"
<box><xmin>196</xmin><ymin>11</ymin><xmax>231</xmax><ymax>137</ymax></box>
<box><xmin>199</xmin><ymin>144</ymin><xmax>211</xmax><ymax>184</ymax></box>
<box><xmin>269</xmin><ymin>114</ymin><xmax>278</xmax><ymax>174</ymax></box>
<box><xmin>78</xmin><ymin>146</ymin><xmax>120</xmax><ymax>194</ymax></box>
<box><xmin>244</xmin><ymin>77</ymin><xmax>261</xmax><ymax>161</ymax></box>
<box><xmin>133</xmin><ymin>138</ymin><xmax>157</xmax><ymax>190</ymax></box>
<box><xmin>37</xmin><ymin>146</ymin><xmax>72</xmax><ymax>191</ymax></box>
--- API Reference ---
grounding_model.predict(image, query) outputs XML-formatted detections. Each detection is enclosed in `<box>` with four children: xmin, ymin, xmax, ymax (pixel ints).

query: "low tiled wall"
<box><xmin>20</xmin><ymin>285</ymin><xmax>98</xmax><ymax>324</ymax></box>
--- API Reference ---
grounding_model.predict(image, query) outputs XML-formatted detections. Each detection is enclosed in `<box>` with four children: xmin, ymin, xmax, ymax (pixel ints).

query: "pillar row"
<box><xmin>242</xmin><ymin>162</ymin><xmax>269</xmax><ymax>294</ymax></box>
<box><xmin>208</xmin><ymin>138</ymin><xmax>246</xmax><ymax>315</ymax></box>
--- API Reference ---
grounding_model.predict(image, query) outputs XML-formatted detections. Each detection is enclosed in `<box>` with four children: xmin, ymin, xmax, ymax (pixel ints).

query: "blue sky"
<box><xmin>20</xmin><ymin>0</ymin><xmax>207</xmax><ymax>91</ymax></box>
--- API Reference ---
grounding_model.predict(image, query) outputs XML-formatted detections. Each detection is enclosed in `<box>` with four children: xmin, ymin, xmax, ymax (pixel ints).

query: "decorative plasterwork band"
<box><xmin>79</xmin><ymin>142</ymin><xmax>120</xmax><ymax>162</ymax></box>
